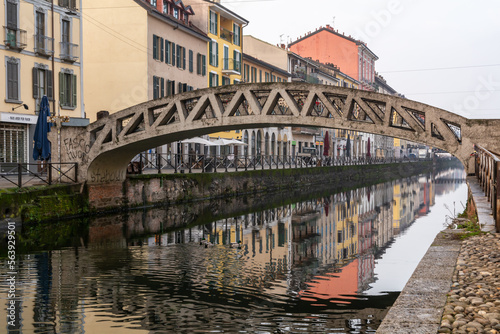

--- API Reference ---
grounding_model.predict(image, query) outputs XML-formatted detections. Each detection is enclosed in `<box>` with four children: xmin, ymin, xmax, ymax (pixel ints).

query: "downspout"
<box><xmin>79</xmin><ymin>0</ymin><xmax>84</xmax><ymax>118</ymax></box>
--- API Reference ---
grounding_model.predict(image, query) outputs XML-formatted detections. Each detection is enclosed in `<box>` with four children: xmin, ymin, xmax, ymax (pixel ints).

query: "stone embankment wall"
<box><xmin>120</xmin><ymin>162</ymin><xmax>431</xmax><ymax>210</ymax></box>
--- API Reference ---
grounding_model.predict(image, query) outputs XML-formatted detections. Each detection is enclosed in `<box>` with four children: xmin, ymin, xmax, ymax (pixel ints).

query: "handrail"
<box><xmin>474</xmin><ymin>144</ymin><xmax>500</xmax><ymax>232</ymax></box>
<box><xmin>0</xmin><ymin>162</ymin><xmax>78</xmax><ymax>188</ymax></box>
<box><xmin>131</xmin><ymin>153</ymin><xmax>429</xmax><ymax>175</ymax></box>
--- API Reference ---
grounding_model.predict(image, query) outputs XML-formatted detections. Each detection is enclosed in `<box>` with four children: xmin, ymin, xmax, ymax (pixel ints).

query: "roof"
<box><xmin>204</xmin><ymin>0</ymin><xmax>249</xmax><ymax>25</ymax></box>
<box><xmin>289</xmin><ymin>25</ymin><xmax>378</xmax><ymax>60</ymax></box>
<box><xmin>134</xmin><ymin>0</ymin><xmax>210</xmax><ymax>42</ymax></box>
<box><xmin>243</xmin><ymin>53</ymin><xmax>290</xmax><ymax>77</ymax></box>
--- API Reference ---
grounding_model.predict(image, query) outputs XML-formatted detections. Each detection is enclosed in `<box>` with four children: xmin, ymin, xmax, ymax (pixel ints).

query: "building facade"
<box><xmin>288</xmin><ymin>25</ymin><xmax>378</xmax><ymax>92</ymax></box>
<box><xmin>1</xmin><ymin>0</ymin><xmax>84</xmax><ymax>166</ymax></box>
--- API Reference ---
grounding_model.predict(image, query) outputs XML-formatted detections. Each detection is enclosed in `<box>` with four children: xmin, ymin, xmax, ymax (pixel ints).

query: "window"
<box><xmin>150</xmin><ymin>0</ymin><xmax>157</xmax><ymax>6</ymax></box>
<box><xmin>165</xmin><ymin>39</ymin><xmax>170</xmax><ymax>64</ymax></box>
<box><xmin>58</xmin><ymin>0</ymin><xmax>77</xmax><ymax>9</ymax></box>
<box><xmin>251</xmin><ymin>67</ymin><xmax>257</xmax><ymax>83</ymax></box>
<box><xmin>243</xmin><ymin>64</ymin><xmax>249</xmax><ymax>82</ymax></box>
<box><xmin>33</xmin><ymin>65</ymin><xmax>53</xmax><ymax>104</ymax></box>
<box><xmin>221</xmin><ymin>76</ymin><xmax>230</xmax><ymax>85</ymax></box>
<box><xmin>233</xmin><ymin>50</ymin><xmax>241</xmax><ymax>72</ymax></box>
<box><xmin>59</xmin><ymin>70</ymin><xmax>77</xmax><ymax>108</ymax></box>
<box><xmin>209</xmin><ymin>10</ymin><xmax>218</xmax><ymax>35</ymax></box>
<box><xmin>6</xmin><ymin>0</ymin><xmax>18</xmax><ymax>30</ymax></box>
<box><xmin>209</xmin><ymin>72</ymin><xmax>219</xmax><ymax>87</ymax></box>
<box><xmin>35</xmin><ymin>11</ymin><xmax>51</xmax><ymax>55</ymax></box>
<box><xmin>189</xmin><ymin>50</ymin><xmax>193</xmax><ymax>73</ymax></box>
<box><xmin>6</xmin><ymin>57</ymin><xmax>20</xmax><ymax>102</ymax></box>
<box><xmin>223</xmin><ymin>45</ymin><xmax>229</xmax><ymax>70</ymax></box>
<box><xmin>209</xmin><ymin>40</ymin><xmax>218</xmax><ymax>66</ymax></box>
<box><xmin>153</xmin><ymin>76</ymin><xmax>164</xmax><ymax>99</ymax></box>
<box><xmin>197</xmin><ymin>53</ymin><xmax>206</xmax><ymax>76</ymax></box>
<box><xmin>163</xmin><ymin>2</ymin><xmax>168</xmax><ymax>13</ymax></box>
<box><xmin>265</xmin><ymin>72</ymin><xmax>269</xmax><ymax>82</ymax></box>
<box><xmin>166</xmin><ymin>80</ymin><xmax>175</xmax><ymax>96</ymax></box>
<box><xmin>175</xmin><ymin>45</ymin><xmax>186</xmax><ymax>69</ymax></box>
<box><xmin>0</xmin><ymin>123</ymin><xmax>27</xmax><ymax>163</ymax></box>
<box><xmin>173</xmin><ymin>8</ymin><xmax>179</xmax><ymax>19</ymax></box>
<box><xmin>153</xmin><ymin>34</ymin><xmax>164</xmax><ymax>61</ymax></box>
<box><xmin>178</xmin><ymin>82</ymin><xmax>188</xmax><ymax>93</ymax></box>
<box><xmin>259</xmin><ymin>70</ymin><xmax>262</xmax><ymax>82</ymax></box>
<box><xmin>233</xmin><ymin>23</ymin><xmax>241</xmax><ymax>46</ymax></box>
<box><xmin>61</xmin><ymin>19</ymin><xmax>71</xmax><ymax>57</ymax></box>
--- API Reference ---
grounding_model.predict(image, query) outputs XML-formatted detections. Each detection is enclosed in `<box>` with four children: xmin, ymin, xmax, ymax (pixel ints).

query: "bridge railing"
<box><xmin>474</xmin><ymin>145</ymin><xmax>500</xmax><ymax>231</ymax></box>
<box><xmin>132</xmin><ymin>153</ymin><xmax>427</xmax><ymax>175</ymax></box>
<box><xmin>0</xmin><ymin>162</ymin><xmax>78</xmax><ymax>188</ymax></box>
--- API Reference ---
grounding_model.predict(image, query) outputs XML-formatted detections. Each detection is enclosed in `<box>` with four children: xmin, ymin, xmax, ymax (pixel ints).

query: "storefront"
<box><xmin>0</xmin><ymin>112</ymin><xmax>37</xmax><ymax>167</ymax></box>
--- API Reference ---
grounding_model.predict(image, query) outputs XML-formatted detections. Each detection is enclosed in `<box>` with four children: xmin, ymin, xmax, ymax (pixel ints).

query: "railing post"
<box><xmin>17</xmin><ymin>163</ymin><xmax>22</xmax><ymax>188</ymax></box>
<box><xmin>174</xmin><ymin>154</ymin><xmax>178</xmax><ymax>174</ymax></box>
<box><xmin>74</xmin><ymin>163</ymin><xmax>78</xmax><ymax>183</ymax></box>
<box><xmin>245</xmin><ymin>155</ymin><xmax>248</xmax><ymax>171</ymax></box>
<box><xmin>202</xmin><ymin>155</ymin><xmax>206</xmax><ymax>173</ymax></box>
<box><xmin>157</xmin><ymin>153</ymin><xmax>161</xmax><ymax>174</ymax></box>
<box><xmin>48</xmin><ymin>163</ymin><xmax>52</xmax><ymax>185</ymax></box>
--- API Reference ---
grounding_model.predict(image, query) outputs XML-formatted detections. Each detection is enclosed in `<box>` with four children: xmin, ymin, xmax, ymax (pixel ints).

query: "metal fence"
<box><xmin>131</xmin><ymin>153</ymin><xmax>426</xmax><ymax>175</ymax></box>
<box><xmin>474</xmin><ymin>145</ymin><xmax>500</xmax><ymax>231</ymax></box>
<box><xmin>0</xmin><ymin>163</ymin><xmax>78</xmax><ymax>188</ymax></box>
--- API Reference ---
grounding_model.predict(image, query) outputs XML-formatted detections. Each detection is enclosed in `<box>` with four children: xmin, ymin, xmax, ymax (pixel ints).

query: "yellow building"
<box><xmin>188</xmin><ymin>0</ymin><xmax>248</xmax><ymax>87</ymax></box>
<box><xmin>0</xmin><ymin>0</ymin><xmax>84</xmax><ymax>165</ymax></box>
<box><xmin>83</xmin><ymin>0</ymin><xmax>210</xmax><ymax>122</ymax></box>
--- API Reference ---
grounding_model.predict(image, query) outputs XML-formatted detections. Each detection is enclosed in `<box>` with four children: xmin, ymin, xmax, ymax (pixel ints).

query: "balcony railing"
<box><xmin>222</xmin><ymin>58</ymin><xmax>241</xmax><ymax>74</ymax></box>
<box><xmin>34</xmin><ymin>34</ymin><xmax>54</xmax><ymax>57</ymax></box>
<box><xmin>4</xmin><ymin>27</ymin><xmax>27</xmax><ymax>50</ymax></box>
<box><xmin>60</xmin><ymin>41</ymin><xmax>79</xmax><ymax>62</ymax></box>
<box><xmin>58</xmin><ymin>0</ymin><xmax>77</xmax><ymax>10</ymax></box>
<box><xmin>220</xmin><ymin>27</ymin><xmax>234</xmax><ymax>43</ymax></box>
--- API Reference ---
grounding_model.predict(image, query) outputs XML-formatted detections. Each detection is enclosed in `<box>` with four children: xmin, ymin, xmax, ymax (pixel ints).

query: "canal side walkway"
<box><xmin>377</xmin><ymin>177</ymin><xmax>500</xmax><ymax>334</ymax></box>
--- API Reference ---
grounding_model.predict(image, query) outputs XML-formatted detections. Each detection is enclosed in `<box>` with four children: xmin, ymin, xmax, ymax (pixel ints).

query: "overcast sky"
<box><xmin>223</xmin><ymin>0</ymin><xmax>500</xmax><ymax>119</ymax></box>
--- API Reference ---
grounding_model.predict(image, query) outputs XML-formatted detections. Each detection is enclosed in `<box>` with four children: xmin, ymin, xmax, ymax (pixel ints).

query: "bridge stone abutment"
<box><xmin>48</xmin><ymin>83</ymin><xmax>500</xmax><ymax>208</ymax></box>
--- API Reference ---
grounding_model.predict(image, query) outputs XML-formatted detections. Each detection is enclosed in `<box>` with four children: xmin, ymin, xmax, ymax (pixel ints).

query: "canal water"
<box><xmin>1</xmin><ymin>165</ymin><xmax>467</xmax><ymax>333</ymax></box>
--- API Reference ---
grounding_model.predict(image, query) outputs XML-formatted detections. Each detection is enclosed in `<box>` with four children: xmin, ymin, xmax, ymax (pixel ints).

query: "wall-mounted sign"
<box><xmin>1</xmin><ymin>112</ymin><xmax>37</xmax><ymax>124</ymax></box>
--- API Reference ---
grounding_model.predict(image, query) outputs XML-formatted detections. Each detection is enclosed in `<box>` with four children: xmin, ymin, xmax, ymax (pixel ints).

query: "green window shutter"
<box><xmin>47</xmin><ymin>70</ymin><xmax>53</xmax><ymax>100</ymax></box>
<box><xmin>160</xmin><ymin>37</ymin><xmax>164</xmax><ymax>62</ymax></box>
<box><xmin>59</xmin><ymin>71</ymin><xmax>65</xmax><ymax>104</ymax></box>
<box><xmin>215</xmin><ymin>42</ymin><xmax>219</xmax><ymax>67</ymax></box>
<box><xmin>183</xmin><ymin>47</ymin><xmax>186</xmax><ymax>70</ymax></box>
<box><xmin>153</xmin><ymin>35</ymin><xmax>157</xmax><ymax>60</ymax></box>
<box><xmin>172</xmin><ymin>43</ymin><xmax>176</xmax><ymax>66</ymax></box>
<box><xmin>196</xmin><ymin>53</ymin><xmax>200</xmax><ymax>74</ymax></box>
<box><xmin>161</xmin><ymin>77</ymin><xmax>164</xmax><ymax>97</ymax></box>
<box><xmin>153</xmin><ymin>76</ymin><xmax>158</xmax><ymax>99</ymax></box>
<box><xmin>189</xmin><ymin>50</ymin><xmax>193</xmax><ymax>73</ymax></box>
<box><xmin>202</xmin><ymin>55</ymin><xmax>206</xmax><ymax>76</ymax></box>
<box><xmin>215</xmin><ymin>13</ymin><xmax>218</xmax><ymax>35</ymax></box>
<box><xmin>209</xmin><ymin>42</ymin><xmax>213</xmax><ymax>66</ymax></box>
<box><xmin>72</xmin><ymin>74</ymin><xmax>77</xmax><ymax>107</ymax></box>
<box><xmin>33</xmin><ymin>67</ymin><xmax>39</xmax><ymax>99</ymax></box>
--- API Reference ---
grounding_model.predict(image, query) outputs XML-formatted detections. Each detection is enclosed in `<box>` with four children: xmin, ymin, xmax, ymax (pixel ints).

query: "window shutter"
<box><xmin>215</xmin><ymin>13</ymin><xmax>218</xmax><ymax>35</ymax></box>
<box><xmin>209</xmin><ymin>42</ymin><xmax>213</xmax><ymax>66</ymax></box>
<box><xmin>183</xmin><ymin>47</ymin><xmax>186</xmax><ymax>70</ymax></box>
<box><xmin>33</xmin><ymin>68</ymin><xmax>39</xmax><ymax>99</ymax></box>
<box><xmin>47</xmin><ymin>70</ymin><xmax>53</xmax><ymax>100</ymax></box>
<box><xmin>6</xmin><ymin>1</ymin><xmax>17</xmax><ymax>29</ymax></box>
<box><xmin>216</xmin><ymin>74</ymin><xmax>219</xmax><ymax>87</ymax></box>
<box><xmin>160</xmin><ymin>37</ymin><xmax>164</xmax><ymax>62</ymax></box>
<box><xmin>215</xmin><ymin>42</ymin><xmax>219</xmax><ymax>67</ymax></box>
<box><xmin>153</xmin><ymin>76</ymin><xmax>158</xmax><ymax>100</ymax></box>
<box><xmin>196</xmin><ymin>53</ymin><xmax>200</xmax><ymax>75</ymax></box>
<box><xmin>189</xmin><ymin>50</ymin><xmax>193</xmax><ymax>73</ymax></box>
<box><xmin>202</xmin><ymin>55</ymin><xmax>206</xmax><ymax>76</ymax></box>
<box><xmin>172</xmin><ymin>43</ymin><xmax>176</xmax><ymax>66</ymax></box>
<box><xmin>59</xmin><ymin>72</ymin><xmax>65</xmax><ymax>104</ymax></box>
<box><xmin>153</xmin><ymin>35</ymin><xmax>157</xmax><ymax>60</ymax></box>
<box><xmin>171</xmin><ymin>80</ymin><xmax>175</xmax><ymax>95</ymax></box>
<box><xmin>72</xmin><ymin>74</ymin><xmax>77</xmax><ymax>107</ymax></box>
<box><xmin>161</xmin><ymin>77</ymin><xmax>164</xmax><ymax>97</ymax></box>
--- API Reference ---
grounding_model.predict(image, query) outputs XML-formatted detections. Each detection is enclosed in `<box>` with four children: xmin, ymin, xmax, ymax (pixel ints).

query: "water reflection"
<box><xmin>0</xmin><ymin>166</ymin><xmax>467</xmax><ymax>333</ymax></box>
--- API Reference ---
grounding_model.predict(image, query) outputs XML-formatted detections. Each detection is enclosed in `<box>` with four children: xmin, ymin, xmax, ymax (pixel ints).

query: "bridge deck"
<box><xmin>467</xmin><ymin>176</ymin><xmax>496</xmax><ymax>233</ymax></box>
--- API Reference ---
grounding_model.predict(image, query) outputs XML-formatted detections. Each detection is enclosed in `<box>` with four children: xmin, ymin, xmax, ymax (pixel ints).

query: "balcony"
<box><xmin>34</xmin><ymin>34</ymin><xmax>54</xmax><ymax>57</ymax></box>
<box><xmin>222</xmin><ymin>58</ymin><xmax>240</xmax><ymax>75</ymax></box>
<box><xmin>4</xmin><ymin>27</ymin><xmax>27</xmax><ymax>50</ymax></box>
<box><xmin>58</xmin><ymin>0</ymin><xmax>77</xmax><ymax>10</ymax></box>
<box><xmin>60</xmin><ymin>41</ymin><xmax>79</xmax><ymax>62</ymax></box>
<box><xmin>220</xmin><ymin>27</ymin><xmax>234</xmax><ymax>43</ymax></box>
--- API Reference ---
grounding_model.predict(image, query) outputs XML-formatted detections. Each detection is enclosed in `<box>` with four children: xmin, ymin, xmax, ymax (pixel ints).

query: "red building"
<box><xmin>289</xmin><ymin>25</ymin><xmax>378</xmax><ymax>91</ymax></box>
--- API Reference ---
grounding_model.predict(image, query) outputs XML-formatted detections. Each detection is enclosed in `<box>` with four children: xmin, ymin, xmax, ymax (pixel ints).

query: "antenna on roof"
<box><xmin>280</xmin><ymin>34</ymin><xmax>284</xmax><ymax>45</ymax></box>
<box><xmin>332</xmin><ymin>16</ymin><xmax>336</xmax><ymax>28</ymax></box>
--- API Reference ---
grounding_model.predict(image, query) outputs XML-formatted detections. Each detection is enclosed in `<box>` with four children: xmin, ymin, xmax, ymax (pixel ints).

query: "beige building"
<box><xmin>83</xmin><ymin>0</ymin><xmax>210</xmax><ymax>121</ymax></box>
<box><xmin>0</xmin><ymin>0</ymin><xmax>84</xmax><ymax>166</ymax></box>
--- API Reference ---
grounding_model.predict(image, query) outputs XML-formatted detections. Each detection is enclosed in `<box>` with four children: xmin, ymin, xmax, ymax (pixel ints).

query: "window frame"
<box><xmin>5</xmin><ymin>56</ymin><xmax>21</xmax><ymax>103</ymax></box>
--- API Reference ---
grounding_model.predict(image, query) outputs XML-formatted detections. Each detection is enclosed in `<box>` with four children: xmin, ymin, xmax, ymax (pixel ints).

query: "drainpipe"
<box><xmin>79</xmin><ymin>0</ymin><xmax>84</xmax><ymax>118</ymax></box>
<box><xmin>51</xmin><ymin>0</ymin><xmax>56</xmax><ymax>116</ymax></box>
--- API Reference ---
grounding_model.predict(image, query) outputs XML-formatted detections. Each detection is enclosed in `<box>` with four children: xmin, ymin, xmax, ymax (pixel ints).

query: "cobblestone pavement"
<box><xmin>438</xmin><ymin>233</ymin><xmax>500</xmax><ymax>334</ymax></box>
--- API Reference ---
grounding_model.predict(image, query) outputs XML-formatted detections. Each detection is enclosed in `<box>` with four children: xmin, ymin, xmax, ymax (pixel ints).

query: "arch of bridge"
<box><xmin>69</xmin><ymin>82</ymin><xmax>500</xmax><ymax>183</ymax></box>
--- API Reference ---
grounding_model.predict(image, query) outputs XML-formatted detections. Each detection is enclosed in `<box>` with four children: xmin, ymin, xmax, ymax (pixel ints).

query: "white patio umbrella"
<box><xmin>181</xmin><ymin>137</ymin><xmax>217</xmax><ymax>146</ymax></box>
<box><xmin>212</xmin><ymin>138</ymin><xmax>247</xmax><ymax>146</ymax></box>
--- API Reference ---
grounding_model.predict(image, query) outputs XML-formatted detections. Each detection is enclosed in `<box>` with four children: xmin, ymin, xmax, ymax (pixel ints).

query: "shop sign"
<box><xmin>1</xmin><ymin>112</ymin><xmax>37</xmax><ymax>124</ymax></box>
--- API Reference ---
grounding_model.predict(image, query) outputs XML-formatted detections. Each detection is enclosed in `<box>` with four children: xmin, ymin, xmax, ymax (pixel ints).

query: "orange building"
<box><xmin>288</xmin><ymin>25</ymin><xmax>378</xmax><ymax>91</ymax></box>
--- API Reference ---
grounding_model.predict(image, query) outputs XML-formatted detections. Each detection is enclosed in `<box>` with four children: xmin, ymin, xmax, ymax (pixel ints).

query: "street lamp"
<box><xmin>12</xmin><ymin>103</ymin><xmax>28</xmax><ymax>111</ymax></box>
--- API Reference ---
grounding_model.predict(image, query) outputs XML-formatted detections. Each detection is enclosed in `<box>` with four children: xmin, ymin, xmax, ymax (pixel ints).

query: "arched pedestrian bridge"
<box><xmin>53</xmin><ymin>82</ymin><xmax>500</xmax><ymax>184</ymax></box>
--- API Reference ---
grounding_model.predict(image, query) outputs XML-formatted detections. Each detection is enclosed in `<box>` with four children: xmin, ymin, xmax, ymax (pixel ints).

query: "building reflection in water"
<box><xmin>0</xmin><ymin>167</ymin><xmax>467</xmax><ymax>333</ymax></box>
